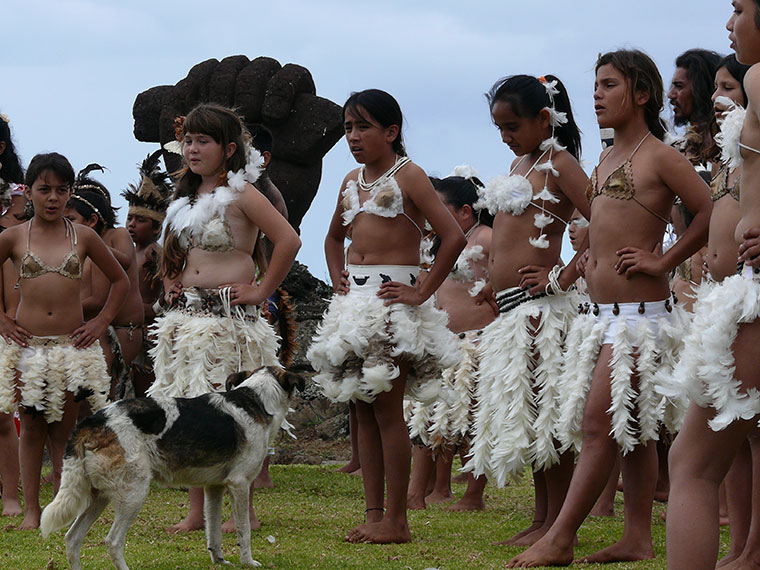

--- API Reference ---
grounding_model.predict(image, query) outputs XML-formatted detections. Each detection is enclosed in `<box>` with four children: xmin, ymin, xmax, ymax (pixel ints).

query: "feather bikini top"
<box><xmin>165</xmin><ymin>148</ymin><xmax>265</xmax><ymax>252</ymax></box>
<box><xmin>341</xmin><ymin>156</ymin><xmax>423</xmax><ymax>236</ymax></box>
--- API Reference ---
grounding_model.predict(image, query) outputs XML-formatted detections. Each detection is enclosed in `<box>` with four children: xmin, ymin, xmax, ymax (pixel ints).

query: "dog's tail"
<box><xmin>40</xmin><ymin>454</ymin><xmax>92</xmax><ymax>538</ymax></box>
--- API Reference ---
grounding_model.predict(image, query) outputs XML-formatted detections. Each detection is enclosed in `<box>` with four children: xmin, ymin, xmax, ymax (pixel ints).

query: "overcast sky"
<box><xmin>3</xmin><ymin>0</ymin><xmax>732</xmax><ymax>282</ymax></box>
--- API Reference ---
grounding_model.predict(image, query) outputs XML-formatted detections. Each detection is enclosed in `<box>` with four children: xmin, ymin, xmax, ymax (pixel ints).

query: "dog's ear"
<box><xmin>269</xmin><ymin>366</ymin><xmax>306</xmax><ymax>395</ymax></box>
<box><xmin>225</xmin><ymin>371</ymin><xmax>253</xmax><ymax>391</ymax></box>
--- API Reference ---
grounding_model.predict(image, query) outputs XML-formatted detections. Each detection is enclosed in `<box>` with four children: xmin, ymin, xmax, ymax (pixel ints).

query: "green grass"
<box><xmin>0</xmin><ymin>465</ymin><xmax>730</xmax><ymax>569</ymax></box>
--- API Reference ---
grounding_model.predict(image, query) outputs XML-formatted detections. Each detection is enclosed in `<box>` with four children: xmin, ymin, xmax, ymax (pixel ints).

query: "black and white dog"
<box><xmin>40</xmin><ymin>366</ymin><xmax>304</xmax><ymax>570</ymax></box>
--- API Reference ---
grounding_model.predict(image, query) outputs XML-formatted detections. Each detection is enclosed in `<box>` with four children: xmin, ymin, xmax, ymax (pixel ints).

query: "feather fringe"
<box><xmin>475</xmin><ymin>174</ymin><xmax>533</xmax><ymax>216</ymax></box>
<box><xmin>308</xmin><ymin>288</ymin><xmax>460</xmax><ymax>404</ymax></box>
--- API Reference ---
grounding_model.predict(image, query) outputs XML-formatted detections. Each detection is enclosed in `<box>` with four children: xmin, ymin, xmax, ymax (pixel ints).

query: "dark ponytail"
<box><xmin>486</xmin><ymin>74</ymin><xmax>582</xmax><ymax>160</ymax></box>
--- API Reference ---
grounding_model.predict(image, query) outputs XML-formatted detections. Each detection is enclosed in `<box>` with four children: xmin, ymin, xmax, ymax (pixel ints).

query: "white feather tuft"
<box><xmin>529</xmin><ymin>234</ymin><xmax>550</xmax><ymax>249</ymax></box>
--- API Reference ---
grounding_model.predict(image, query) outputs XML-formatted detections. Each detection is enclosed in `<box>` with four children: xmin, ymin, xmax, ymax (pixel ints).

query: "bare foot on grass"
<box><xmin>407</xmin><ymin>493</ymin><xmax>426</xmax><ymax>510</ymax></box>
<box><xmin>506</xmin><ymin>535</ymin><xmax>574</xmax><ymax>567</ymax></box>
<box><xmin>574</xmin><ymin>539</ymin><xmax>654</xmax><ymax>564</ymax></box>
<box><xmin>446</xmin><ymin>497</ymin><xmax>484</xmax><ymax>511</ymax></box>
<box><xmin>424</xmin><ymin>490</ymin><xmax>454</xmax><ymax>504</ymax></box>
<box><xmin>166</xmin><ymin>514</ymin><xmax>204</xmax><ymax>533</ymax></box>
<box><xmin>337</xmin><ymin>461</ymin><xmax>360</xmax><ymax>474</ymax></box>
<box><xmin>17</xmin><ymin>509</ymin><xmax>40</xmax><ymax>530</ymax></box>
<box><xmin>495</xmin><ymin>521</ymin><xmax>543</xmax><ymax>545</ymax></box>
<box><xmin>345</xmin><ymin>520</ymin><xmax>411</xmax><ymax>544</ymax></box>
<box><xmin>222</xmin><ymin>510</ymin><xmax>260</xmax><ymax>533</ymax></box>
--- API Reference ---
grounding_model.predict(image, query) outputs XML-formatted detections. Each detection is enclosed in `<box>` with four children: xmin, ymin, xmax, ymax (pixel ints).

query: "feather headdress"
<box><xmin>121</xmin><ymin>150</ymin><xmax>173</xmax><ymax>223</ymax></box>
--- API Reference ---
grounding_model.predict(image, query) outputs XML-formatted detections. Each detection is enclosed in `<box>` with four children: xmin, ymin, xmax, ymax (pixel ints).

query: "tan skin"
<box><xmin>0</xmin><ymin>184</ymin><xmax>24</xmax><ymax>516</ymax></box>
<box><xmin>162</xmin><ymin>131</ymin><xmax>301</xmax><ymax>534</ymax></box>
<box><xmin>63</xmin><ymin>210</ymin><xmax>144</xmax><ymax>399</ymax></box>
<box><xmin>407</xmin><ymin>198</ymin><xmax>493</xmax><ymax>512</ymax></box>
<box><xmin>508</xmin><ymin>63</ymin><xmax>711</xmax><ymax>568</ymax></box>
<box><xmin>668</xmin><ymin>3</ymin><xmax>760</xmax><ymax>568</ymax></box>
<box><xmin>481</xmin><ymin>96</ymin><xmax>590</xmax><ymax>548</ymax></box>
<box><xmin>325</xmin><ymin>106</ymin><xmax>465</xmax><ymax>544</ymax></box>
<box><xmin>0</xmin><ymin>169</ymin><xmax>128</xmax><ymax>530</ymax></box>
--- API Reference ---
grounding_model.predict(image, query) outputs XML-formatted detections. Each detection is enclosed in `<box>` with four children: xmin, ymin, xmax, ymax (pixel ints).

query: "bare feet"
<box><xmin>590</xmin><ymin>503</ymin><xmax>615</xmax><ymax>517</ymax></box>
<box><xmin>424</xmin><ymin>490</ymin><xmax>454</xmax><ymax>504</ymax></box>
<box><xmin>337</xmin><ymin>461</ymin><xmax>361</xmax><ymax>474</ymax></box>
<box><xmin>345</xmin><ymin>520</ymin><xmax>411</xmax><ymax>544</ymax></box>
<box><xmin>506</xmin><ymin>535</ymin><xmax>574</xmax><ymax>567</ymax></box>
<box><xmin>222</xmin><ymin>510</ymin><xmax>260</xmax><ymax>533</ymax></box>
<box><xmin>18</xmin><ymin>509</ymin><xmax>40</xmax><ymax>530</ymax></box>
<box><xmin>720</xmin><ymin>552</ymin><xmax>760</xmax><ymax>570</ymax></box>
<box><xmin>654</xmin><ymin>489</ymin><xmax>669</xmax><ymax>502</ymax></box>
<box><xmin>717</xmin><ymin>550</ymin><xmax>742</xmax><ymax>569</ymax></box>
<box><xmin>503</xmin><ymin>526</ymin><xmax>550</xmax><ymax>547</ymax></box>
<box><xmin>407</xmin><ymin>493</ymin><xmax>426</xmax><ymax>510</ymax></box>
<box><xmin>166</xmin><ymin>514</ymin><xmax>204</xmax><ymax>533</ymax></box>
<box><xmin>1</xmin><ymin>498</ymin><xmax>22</xmax><ymax>517</ymax></box>
<box><xmin>574</xmin><ymin>540</ymin><xmax>654</xmax><ymax>564</ymax></box>
<box><xmin>446</xmin><ymin>497</ymin><xmax>485</xmax><ymax>511</ymax></box>
<box><xmin>495</xmin><ymin>521</ymin><xmax>543</xmax><ymax>546</ymax></box>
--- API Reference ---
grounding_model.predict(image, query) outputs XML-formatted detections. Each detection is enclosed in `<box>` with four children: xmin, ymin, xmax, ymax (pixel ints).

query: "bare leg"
<box><xmin>668</xmin><ymin>319</ymin><xmax>760</xmax><ymax>570</ymax></box>
<box><xmin>47</xmin><ymin>395</ymin><xmax>79</xmax><ymax>495</ymax></box>
<box><xmin>253</xmin><ymin>456</ymin><xmax>273</xmax><ymax>489</ymax></box>
<box><xmin>337</xmin><ymin>402</ymin><xmax>361</xmax><ymax>474</ymax></box>
<box><xmin>346</xmin><ymin>366</ymin><xmax>411</xmax><ymax>544</ymax></box>
<box><xmin>722</xmin><ymin>435</ymin><xmax>760</xmax><ymax>570</ymax></box>
<box><xmin>167</xmin><ymin>487</ymin><xmax>204</xmax><ymax>533</ymax></box>
<box><xmin>425</xmin><ymin>446</ymin><xmax>454</xmax><ymax>503</ymax></box>
<box><xmin>717</xmin><ymin>439</ymin><xmax>752</xmax><ymax>568</ymax></box>
<box><xmin>18</xmin><ymin>409</ymin><xmax>50</xmax><ymax>529</ymax></box>
<box><xmin>500</xmin><ymin>469</ymin><xmax>548</xmax><ymax>546</ymax></box>
<box><xmin>222</xmin><ymin>482</ymin><xmax>260</xmax><ymax>533</ymax></box>
<box><xmin>655</xmin><ymin>439</ymin><xmax>670</xmax><ymax>502</ymax></box>
<box><xmin>507</xmin><ymin>346</ymin><xmax>621</xmax><ymax>567</ymax></box>
<box><xmin>407</xmin><ymin>445</ymin><xmax>433</xmax><ymax>510</ymax></box>
<box><xmin>0</xmin><ymin>413</ymin><xmax>20</xmax><ymax>516</ymax></box>
<box><xmin>577</xmin><ymin>440</ymin><xmax>657</xmax><ymax>563</ymax></box>
<box><xmin>448</xmin><ymin>452</ymin><xmax>486</xmax><ymax>511</ymax></box>
<box><xmin>590</xmin><ymin>453</ymin><xmax>619</xmax><ymax>517</ymax></box>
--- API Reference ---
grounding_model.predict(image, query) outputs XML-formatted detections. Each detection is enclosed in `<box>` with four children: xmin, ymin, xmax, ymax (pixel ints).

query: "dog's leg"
<box><xmin>65</xmin><ymin>492</ymin><xmax>109</xmax><ymax>570</ymax></box>
<box><xmin>105</xmin><ymin>482</ymin><xmax>149</xmax><ymax>570</ymax></box>
<box><xmin>229</xmin><ymin>482</ymin><xmax>260</xmax><ymax>567</ymax></box>
<box><xmin>203</xmin><ymin>485</ymin><xmax>225</xmax><ymax>564</ymax></box>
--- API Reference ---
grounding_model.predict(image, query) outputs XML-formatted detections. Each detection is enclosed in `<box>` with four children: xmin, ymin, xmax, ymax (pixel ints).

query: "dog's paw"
<box><xmin>242</xmin><ymin>558</ymin><xmax>261</xmax><ymax>567</ymax></box>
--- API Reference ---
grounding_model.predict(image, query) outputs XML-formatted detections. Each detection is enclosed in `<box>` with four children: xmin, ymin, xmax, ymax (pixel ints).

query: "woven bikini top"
<box><xmin>17</xmin><ymin>218</ymin><xmax>81</xmax><ymax>288</ymax></box>
<box><xmin>586</xmin><ymin>133</ymin><xmax>669</xmax><ymax>224</ymax></box>
<box><xmin>711</xmin><ymin>165</ymin><xmax>741</xmax><ymax>202</ymax></box>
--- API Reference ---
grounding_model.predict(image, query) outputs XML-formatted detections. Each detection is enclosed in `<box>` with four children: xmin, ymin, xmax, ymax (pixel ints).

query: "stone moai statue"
<box><xmin>132</xmin><ymin>55</ymin><xmax>345</xmax><ymax>230</ymax></box>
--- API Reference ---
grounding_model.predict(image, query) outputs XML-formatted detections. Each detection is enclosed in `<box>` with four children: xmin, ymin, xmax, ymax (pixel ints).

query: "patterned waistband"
<box><xmin>495</xmin><ymin>287</ymin><xmax>547</xmax><ymax>314</ymax></box>
<box><xmin>578</xmin><ymin>297</ymin><xmax>675</xmax><ymax>317</ymax></box>
<box><xmin>169</xmin><ymin>287</ymin><xmax>260</xmax><ymax>320</ymax></box>
<box><xmin>346</xmin><ymin>264</ymin><xmax>420</xmax><ymax>293</ymax></box>
<box><xmin>25</xmin><ymin>334</ymin><xmax>74</xmax><ymax>348</ymax></box>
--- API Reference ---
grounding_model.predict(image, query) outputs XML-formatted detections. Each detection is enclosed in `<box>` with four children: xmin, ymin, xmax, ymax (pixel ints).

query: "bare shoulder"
<box><xmin>745</xmin><ymin>64</ymin><xmax>760</xmax><ymax>92</ymax></box>
<box><xmin>597</xmin><ymin>146</ymin><xmax>613</xmax><ymax>164</ymax></box>
<box><xmin>473</xmin><ymin>225</ymin><xmax>492</xmax><ymax>248</ymax></box>
<box><xmin>107</xmin><ymin>227</ymin><xmax>133</xmax><ymax>249</ymax></box>
<box><xmin>396</xmin><ymin>160</ymin><xmax>430</xmax><ymax>187</ymax></box>
<box><xmin>343</xmin><ymin>167</ymin><xmax>361</xmax><ymax>186</ymax></box>
<box><xmin>553</xmin><ymin>148</ymin><xmax>583</xmax><ymax>172</ymax></box>
<box><xmin>650</xmin><ymin>137</ymin><xmax>691</xmax><ymax>168</ymax></box>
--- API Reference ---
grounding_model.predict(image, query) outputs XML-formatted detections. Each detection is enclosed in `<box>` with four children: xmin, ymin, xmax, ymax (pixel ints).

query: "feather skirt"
<box><xmin>307</xmin><ymin>266</ymin><xmax>460</xmax><ymax>404</ymax></box>
<box><xmin>0</xmin><ymin>336</ymin><xmax>109</xmax><ymax>423</ymax></box>
<box><xmin>465</xmin><ymin>292</ymin><xmax>577</xmax><ymax>487</ymax></box>
<box><xmin>404</xmin><ymin>330</ymin><xmax>481</xmax><ymax>451</ymax></box>
<box><xmin>147</xmin><ymin>306</ymin><xmax>279</xmax><ymax>399</ymax></box>
<box><xmin>661</xmin><ymin>274</ymin><xmax>760</xmax><ymax>431</ymax></box>
<box><xmin>556</xmin><ymin>299</ymin><xmax>688</xmax><ymax>456</ymax></box>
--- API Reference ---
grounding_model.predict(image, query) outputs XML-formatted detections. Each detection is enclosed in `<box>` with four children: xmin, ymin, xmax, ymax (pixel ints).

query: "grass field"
<box><xmin>0</xmin><ymin>462</ymin><xmax>730</xmax><ymax>569</ymax></box>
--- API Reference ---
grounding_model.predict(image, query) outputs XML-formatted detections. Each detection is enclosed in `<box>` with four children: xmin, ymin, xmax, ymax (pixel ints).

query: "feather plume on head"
<box><xmin>121</xmin><ymin>150</ymin><xmax>174</xmax><ymax>223</ymax></box>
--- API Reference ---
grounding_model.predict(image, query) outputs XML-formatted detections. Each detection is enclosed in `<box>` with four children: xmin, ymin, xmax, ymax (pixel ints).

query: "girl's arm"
<box><xmin>616</xmin><ymin>145</ymin><xmax>711</xmax><ymax>278</ymax></box>
<box><xmin>521</xmin><ymin>151</ymin><xmax>591</xmax><ymax>294</ymax></box>
<box><xmin>380</xmin><ymin>165</ymin><xmax>466</xmax><ymax>305</ymax></box>
<box><xmin>324</xmin><ymin>176</ymin><xmax>352</xmax><ymax>294</ymax></box>
<box><xmin>226</xmin><ymin>184</ymin><xmax>301</xmax><ymax>306</ymax></box>
<box><xmin>0</xmin><ymin>228</ymin><xmax>30</xmax><ymax>344</ymax></box>
<box><xmin>72</xmin><ymin>227</ymin><xmax>129</xmax><ymax>348</ymax></box>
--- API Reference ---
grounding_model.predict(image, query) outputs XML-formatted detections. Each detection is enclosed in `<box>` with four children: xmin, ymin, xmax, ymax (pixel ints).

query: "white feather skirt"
<box><xmin>0</xmin><ymin>336</ymin><xmax>110</xmax><ymax>423</ymax></box>
<box><xmin>465</xmin><ymin>291</ymin><xmax>577</xmax><ymax>487</ymax></box>
<box><xmin>661</xmin><ymin>272</ymin><xmax>760</xmax><ymax>431</ymax></box>
<box><xmin>557</xmin><ymin>298</ymin><xmax>689</xmax><ymax>456</ymax></box>
<box><xmin>307</xmin><ymin>265</ymin><xmax>460</xmax><ymax>404</ymax></box>
<box><xmin>147</xmin><ymin>288</ymin><xmax>280</xmax><ymax>398</ymax></box>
